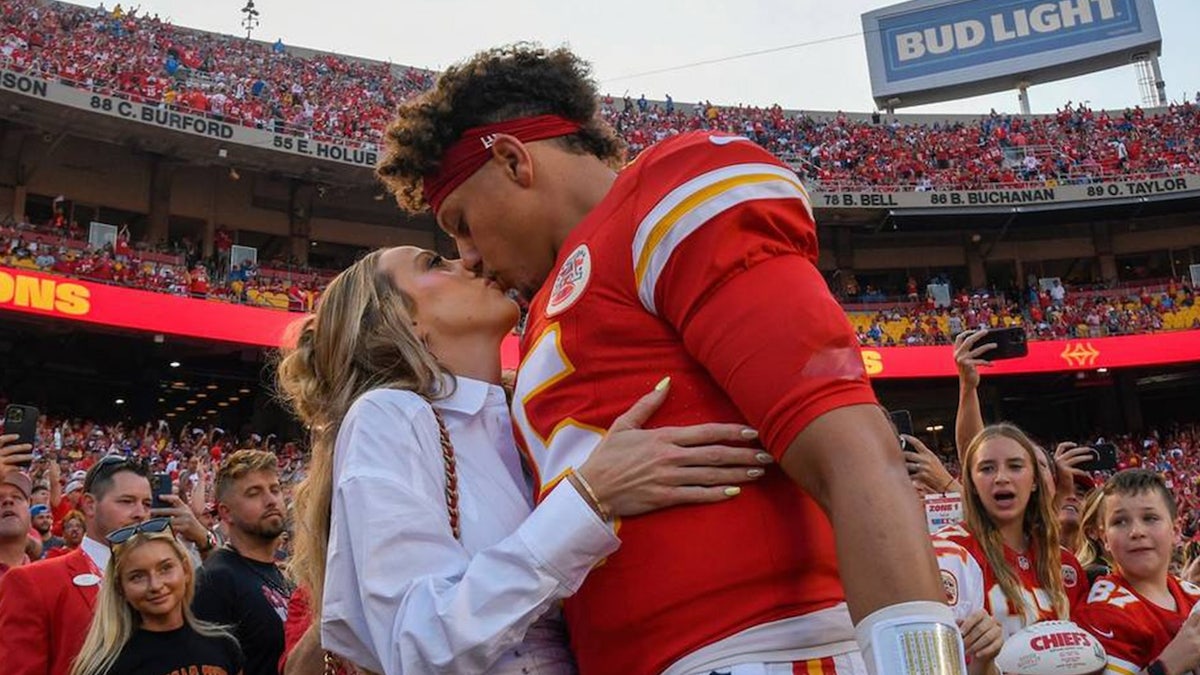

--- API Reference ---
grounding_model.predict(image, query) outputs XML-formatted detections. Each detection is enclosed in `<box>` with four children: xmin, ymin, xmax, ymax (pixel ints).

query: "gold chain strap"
<box><xmin>324</xmin><ymin>404</ymin><xmax>460</xmax><ymax>675</ymax></box>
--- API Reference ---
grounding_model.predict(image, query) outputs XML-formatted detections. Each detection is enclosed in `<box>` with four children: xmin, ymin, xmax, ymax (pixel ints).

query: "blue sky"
<box><xmin>127</xmin><ymin>0</ymin><xmax>1199</xmax><ymax>114</ymax></box>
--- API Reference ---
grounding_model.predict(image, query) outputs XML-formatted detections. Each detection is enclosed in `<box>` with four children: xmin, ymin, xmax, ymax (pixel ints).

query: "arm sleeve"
<box><xmin>637</xmin><ymin>141</ymin><xmax>877</xmax><ymax>457</ymax></box>
<box><xmin>319</xmin><ymin>397</ymin><xmax>620</xmax><ymax>675</ymax></box>
<box><xmin>0</xmin><ymin>568</ymin><xmax>51</xmax><ymax>675</ymax></box>
<box><xmin>931</xmin><ymin>537</ymin><xmax>985</xmax><ymax>623</ymax></box>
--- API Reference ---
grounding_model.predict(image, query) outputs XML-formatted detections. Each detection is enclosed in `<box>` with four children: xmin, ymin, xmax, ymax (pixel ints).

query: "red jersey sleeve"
<box><xmin>630</xmin><ymin>135</ymin><xmax>877</xmax><ymax>457</ymax></box>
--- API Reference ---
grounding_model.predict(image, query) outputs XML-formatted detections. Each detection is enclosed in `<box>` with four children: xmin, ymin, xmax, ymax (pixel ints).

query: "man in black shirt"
<box><xmin>193</xmin><ymin>450</ymin><xmax>292</xmax><ymax>675</ymax></box>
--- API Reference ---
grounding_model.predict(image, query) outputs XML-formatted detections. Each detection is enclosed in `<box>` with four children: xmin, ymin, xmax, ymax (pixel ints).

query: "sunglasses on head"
<box><xmin>106</xmin><ymin>517</ymin><xmax>173</xmax><ymax>548</ymax></box>
<box><xmin>84</xmin><ymin>455</ymin><xmax>146</xmax><ymax>493</ymax></box>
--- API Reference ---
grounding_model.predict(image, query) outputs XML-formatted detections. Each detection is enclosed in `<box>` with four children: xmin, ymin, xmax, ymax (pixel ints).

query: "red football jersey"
<box><xmin>1075</xmin><ymin>572</ymin><xmax>1200</xmax><ymax>674</ymax></box>
<box><xmin>512</xmin><ymin>132</ymin><xmax>879</xmax><ymax>674</ymax></box>
<box><xmin>933</xmin><ymin>524</ymin><xmax>1087</xmax><ymax>640</ymax></box>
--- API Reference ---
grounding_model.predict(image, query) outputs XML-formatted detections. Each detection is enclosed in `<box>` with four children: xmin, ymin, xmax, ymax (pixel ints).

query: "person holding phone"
<box><xmin>933</xmin><ymin>424</ymin><xmax>1088</xmax><ymax>668</ymax></box>
<box><xmin>68</xmin><ymin>518</ymin><xmax>243</xmax><ymax>675</ymax></box>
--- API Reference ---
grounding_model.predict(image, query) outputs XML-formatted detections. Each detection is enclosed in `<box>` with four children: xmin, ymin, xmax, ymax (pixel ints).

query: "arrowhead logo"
<box><xmin>1060</xmin><ymin>342</ymin><xmax>1101</xmax><ymax>367</ymax></box>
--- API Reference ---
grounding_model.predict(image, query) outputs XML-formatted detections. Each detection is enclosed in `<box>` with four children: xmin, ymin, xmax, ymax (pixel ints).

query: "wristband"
<box><xmin>568</xmin><ymin>469</ymin><xmax>611</xmax><ymax>522</ymax></box>
<box><xmin>854</xmin><ymin>600</ymin><xmax>966</xmax><ymax>675</ymax></box>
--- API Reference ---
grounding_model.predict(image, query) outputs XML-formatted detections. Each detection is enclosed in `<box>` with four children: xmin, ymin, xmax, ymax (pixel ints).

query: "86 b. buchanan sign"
<box><xmin>0</xmin><ymin>67</ymin><xmax>377</xmax><ymax>169</ymax></box>
<box><xmin>812</xmin><ymin>175</ymin><xmax>1200</xmax><ymax>210</ymax></box>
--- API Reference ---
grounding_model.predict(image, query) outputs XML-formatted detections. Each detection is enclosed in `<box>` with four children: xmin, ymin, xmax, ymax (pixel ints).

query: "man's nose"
<box><xmin>455</xmin><ymin>239</ymin><xmax>484</xmax><ymax>276</ymax></box>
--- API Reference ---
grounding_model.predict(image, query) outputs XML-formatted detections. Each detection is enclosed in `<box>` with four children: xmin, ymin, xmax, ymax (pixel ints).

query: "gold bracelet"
<box><xmin>569</xmin><ymin>469</ymin><xmax>612</xmax><ymax>522</ymax></box>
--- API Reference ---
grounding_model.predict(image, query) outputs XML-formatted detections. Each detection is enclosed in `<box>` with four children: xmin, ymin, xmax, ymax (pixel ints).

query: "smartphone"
<box><xmin>1079</xmin><ymin>442</ymin><xmax>1118</xmax><ymax>473</ymax></box>
<box><xmin>889</xmin><ymin>410</ymin><xmax>915</xmax><ymax>454</ymax></box>
<box><xmin>976</xmin><ymin>326</ymin><xmax>1029</xmax><ymax>360</ymax></box>
<box><xmin>3</xmin><ymin>405</ymin><xmax>39</xmax><ymax>468</ymax></box>
<box><xmin>150</xmin><ymin>473</ymin><xmax>174</xmax><ymax>509</ymax></box>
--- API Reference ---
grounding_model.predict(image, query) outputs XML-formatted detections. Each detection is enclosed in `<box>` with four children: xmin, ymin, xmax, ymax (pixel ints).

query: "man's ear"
<box><xmin>490</xmin><ymin>135</ymin><xmax>535</xmax><ymax>188</ymax></box>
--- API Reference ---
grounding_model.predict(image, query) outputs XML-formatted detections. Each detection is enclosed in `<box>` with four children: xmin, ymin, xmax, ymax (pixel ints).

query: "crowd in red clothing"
<box><xmin>3</xmin><ymin>2</ymin><xmax>1200</xmax><ymax>188</ymax></box>
<box><xmin>1</xmin><ymin>0</ymin><xmax>432</xmax><ymax>146</ymax></box>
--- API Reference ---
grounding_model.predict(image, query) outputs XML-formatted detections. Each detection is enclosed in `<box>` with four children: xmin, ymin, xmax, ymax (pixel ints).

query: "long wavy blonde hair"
<box><xmin>69</xmin><ymin>532</ymin><xmax>231</xmax><ymax>675</ymax></box>
<box><xmin>1074</xmin><ymin>487</ymin><xmax>1109</xmax><ymax>571</ymax></box>
<box><xmin>962</xmin><ymin>423</ymin><xmax>1069</xmax><ymax>622</ymax></box>
<box><xmin>275</xmin><ymin>249</ymin><xmax>450</xmax><ymax>625</ymax></box>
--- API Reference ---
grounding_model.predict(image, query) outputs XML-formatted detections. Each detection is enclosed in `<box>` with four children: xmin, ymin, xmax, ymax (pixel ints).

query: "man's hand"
<box><xmin>0</xmin><ymin>435</ymin><xmax>33</xmax><ymax>479</ymax></box>
<box><xmin>151</xmin><ymin>494</ymin><xmax>211</xmax><ymax>550</ymax></box>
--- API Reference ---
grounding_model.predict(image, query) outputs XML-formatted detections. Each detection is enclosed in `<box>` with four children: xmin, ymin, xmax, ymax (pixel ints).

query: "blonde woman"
<box><xmin>276</xmin><ymin>247</ymin><xmax>768</xmax><ymax>675</ymax></box>
<box><xmin>933</xmin><ymin>425</ymin><xmax>1088</xmax><ymax>659</ymax></box>
<box><xmin>69</xmin><ymin>517</ymin><xmax>243</xmax><ymax>675</ymax></box>
<box><xmin>1075</xmin><ymin>486</ymin><xmax>1112</xmax><ymax>585</ymax></box>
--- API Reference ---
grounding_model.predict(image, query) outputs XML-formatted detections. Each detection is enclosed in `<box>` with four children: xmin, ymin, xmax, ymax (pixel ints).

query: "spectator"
<box><xmin>1076</xmin><ymin>470</ymin><xmax>1200</xmax><ymax>675</ymax></box>
<box><xmin>0</xmin><ymin>455</ymin><xmax>152</xmax><ymax>675</ymax></box>
<box><xmin>68</xmin><ymin>518</ymin><xmax>243</xmax><ymax>675</ymax></box>
<box><xmin>0</xmin><ymin>471</ymin><xmax>33</xmax><ymax>582</ymax></box>
<box><xmin>30</xmin><ymin>504</ymin><xmax>63</xmax><ymax>555</ymax></box>
<box><xmin>191</xmin><ymin>449</ymin><xmax>291</xmax><ymax>675</ymax></box>
<box><xmin>46</xmin><ymin>509</ymin><xmax>86</xmax><ymax>559</ymax></box>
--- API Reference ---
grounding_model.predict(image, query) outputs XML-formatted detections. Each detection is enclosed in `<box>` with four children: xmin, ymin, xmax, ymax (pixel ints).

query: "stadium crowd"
<box><xmin>2</xmin><ymin>1</ymin><xmax>1200</xmax><ymax>190</ymax></box>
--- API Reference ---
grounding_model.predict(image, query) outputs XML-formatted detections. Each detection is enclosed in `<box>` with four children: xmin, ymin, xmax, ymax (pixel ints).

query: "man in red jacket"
<box><xmin>0</xmin><ymin>456</ymin><xmax>151</xmax><ymax>675</ymax></box>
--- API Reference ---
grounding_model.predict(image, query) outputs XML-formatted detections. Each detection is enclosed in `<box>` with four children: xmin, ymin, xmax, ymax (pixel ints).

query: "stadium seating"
<box><xmin>3</xmin><ymin>0</ymin><xmax>1198</xmax><ymax>190</ymax></box>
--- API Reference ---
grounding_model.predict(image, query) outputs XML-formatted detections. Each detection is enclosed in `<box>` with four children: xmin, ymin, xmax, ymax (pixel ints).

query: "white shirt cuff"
<box><xmin>516</xmin><ymin>479</ymin><xmax>621</xmax><ymax>593</ymax></box>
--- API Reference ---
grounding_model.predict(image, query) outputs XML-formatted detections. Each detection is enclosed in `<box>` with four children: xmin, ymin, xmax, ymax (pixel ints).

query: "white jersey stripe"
<box><xmin>634</xmin><ymin>177</ymin><xmax>809</xmax><ymax>314</ymax></box>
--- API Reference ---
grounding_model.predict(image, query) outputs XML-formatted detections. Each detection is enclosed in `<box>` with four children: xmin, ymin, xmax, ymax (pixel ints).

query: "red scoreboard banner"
<box><xmin>3</xmin><ymin>265</ymin><xmax>1198</xmax><ymax>377</ymax></box>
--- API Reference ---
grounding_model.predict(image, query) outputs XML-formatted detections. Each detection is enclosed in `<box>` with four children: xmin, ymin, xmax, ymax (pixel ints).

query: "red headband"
<box><xmin>422</xmin><ymin>114</ymin><xmax>583</xmax><ymax>213</ymax></box>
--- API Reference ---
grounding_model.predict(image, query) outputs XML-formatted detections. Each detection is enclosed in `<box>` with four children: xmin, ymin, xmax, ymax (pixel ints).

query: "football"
<box><xmin>993</xmin><ymin>621</ymin><xmax>1107</xmax><ymax>675</ymax></box>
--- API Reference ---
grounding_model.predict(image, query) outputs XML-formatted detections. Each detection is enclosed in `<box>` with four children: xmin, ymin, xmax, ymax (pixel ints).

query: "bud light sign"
<box><xmin>862</xmin><ymin>0</ymin><xmax>1161</xmax><ymax>108</ymax></box>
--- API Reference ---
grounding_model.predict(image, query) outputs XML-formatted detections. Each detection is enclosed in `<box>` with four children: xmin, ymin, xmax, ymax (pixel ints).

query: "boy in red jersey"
<box><xmin>376</xmin><ymin>45</ymin><xmax>964</xmax><ymax>675</ymax></box>
<box><xmin>1077</xmin><ymin>469</ymin><xmax>1200</xmax><ymax>675</ymax></box>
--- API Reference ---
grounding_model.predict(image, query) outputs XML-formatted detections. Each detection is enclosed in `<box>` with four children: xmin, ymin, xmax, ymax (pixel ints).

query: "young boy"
<box><xmin>1076</xmin><ymin>469</ymin><xmax>1200</xmax><ymax>675</ymax></box>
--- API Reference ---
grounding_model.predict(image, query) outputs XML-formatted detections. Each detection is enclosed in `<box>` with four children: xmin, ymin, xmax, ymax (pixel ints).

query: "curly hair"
<box><xmin>376</xmin><ymin>43</ymin><xmax>625</xmax><ymax>212</ymax></box>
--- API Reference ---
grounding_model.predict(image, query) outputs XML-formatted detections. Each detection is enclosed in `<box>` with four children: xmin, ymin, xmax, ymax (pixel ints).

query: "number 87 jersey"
<box><xmin>1075</xmin><ymin>572</ymin><xmax>1200</xmax><ymax>674</ymax></box>
<box><xmin>511</xmin><ymin>131</ymin><xmax>881</xmax><ymax>675</ymax></box>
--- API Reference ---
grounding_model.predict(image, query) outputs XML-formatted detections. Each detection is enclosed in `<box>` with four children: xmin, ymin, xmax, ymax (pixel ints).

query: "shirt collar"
<box><xmin>82</xmin><ymin>535</ymin><xmax>111</xmax><ymax>573</ymax></box>
<box><xmin>432</xmin><ymin>375</ymin><xmax>505</xmax><ymax>417</ymax></box>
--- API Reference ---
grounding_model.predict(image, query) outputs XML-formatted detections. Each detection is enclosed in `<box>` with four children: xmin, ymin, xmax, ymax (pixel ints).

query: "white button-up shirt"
<box><xmin>322</xmin><ymin>377</ymin><xmax>620</xmax><ymax>675</ymax></box>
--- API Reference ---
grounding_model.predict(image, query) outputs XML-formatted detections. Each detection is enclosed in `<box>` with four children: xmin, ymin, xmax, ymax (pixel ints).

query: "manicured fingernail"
<box><xmin>654</xmin><ymin>376</ymin><xmax>671</xmax><ymax>392</ymax></box>
<box><xmin>740</xmin><ymin>428</ymin><xmax>759</xmax><ymax>440</ymax></box>
<box><xmin>755</xmin><ymin>452</ymin><xmax>774</xmax><ymax>464</ymax></box>
<box><xmin>747</xmin><ymin>468</ymin><xmax>765</xmax><ymax>478</ymax></box>
<box><xmin>723</xmin><ymin>486</ymin><xmax>741</xmax><ymax>497</ymax></box>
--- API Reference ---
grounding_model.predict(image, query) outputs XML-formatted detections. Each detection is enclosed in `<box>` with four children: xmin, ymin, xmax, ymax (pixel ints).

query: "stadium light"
<box><xmin>240</xmin><ymin>0</ymin><xmax>260</xmax><ymax>40</ymax></box>
<box><xmin>218</xmin><ymin>402</ymin><xmax>229</xmax><ymax>408</ymax></box>
<box><xmin>238</xmin><ymin>388</ymin><xmax>251</xmax><ymax>394</ymax></box>
<box><xmin>114</xmin><ymin>399</ymin><xmax>125</xmax><ymax>405</ymax></box>
<box><xmin>228</xmin><ymin>396</ymin><xmax>240</xmax><ymax>402</ymax></box>
<box><xmin>206</xmin><ymin>384</ymin><xmax>219</xmax><ymax>390</ymax></box>
<box><xmin>1097</xmin><ymin>368</ymin><xmax>1109</xmax><ymax>373</ymax></box>
<box><xmin>186</xmin><ymin>399</ymin><xmax>197</xmax><ymax>405</ymax></box>
<box><xmin>169</xmin><ymin>361</ymin><xmax>181</xmax><ymax>368</ymax></box>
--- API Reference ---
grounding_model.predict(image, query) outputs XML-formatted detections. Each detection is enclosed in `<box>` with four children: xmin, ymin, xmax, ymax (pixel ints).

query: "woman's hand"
<box><xmin>901</xmin><ymin>434</ymin><xmax>959</xmax><ymax>494</ymax></box>
<box><xmin>576</xmin><ymin>379</ymin><xmax>771</xmax><ymax>518</ymax></box>
<box><xmin>960</xmin><ymin>609</ymin><xmax>1003</xmax><ymax>675</ymax></box>
<box><xmin>954</xmin><ymin>330</ymin><xmax>995</xmax><ymax>390</ymax></box>
<box><xmin>0</xmin><ymin>434</ymin><xmax>34</xmax><ymax>479</ymax></box>
<box><xmin>1052</xmin><ymin>442</ymin><xmax>1093</xmax><ymax>498</ymax></box>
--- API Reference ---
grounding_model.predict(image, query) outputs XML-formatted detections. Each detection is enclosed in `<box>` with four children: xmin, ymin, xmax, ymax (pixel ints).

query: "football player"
<box><xmin>376</xmin><ymin>45</ymin><xmax>964</xmax><ymax>675</ymax></box>
<box><xmin>1076</xmin><ymin>469</ymin><xmax>1200</xmax><ymax>675</ymax></box>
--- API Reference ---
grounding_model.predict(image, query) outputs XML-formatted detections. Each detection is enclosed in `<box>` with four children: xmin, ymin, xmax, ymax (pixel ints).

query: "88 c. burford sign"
<box><xmin>0</xmin><ymin>68</ymin><xmax>378</xmax><ymax>169</ymax></box>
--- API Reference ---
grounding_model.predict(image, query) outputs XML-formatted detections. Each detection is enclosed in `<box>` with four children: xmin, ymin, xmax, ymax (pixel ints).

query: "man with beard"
<box><xmin>193</xmin><ymin>449</ymin><xmax>291</xmax><ymax>675</ymax></box>
<box><xmin>29</xmin><ymin>504</ymin><xmax>63</xmax><ymax>554</ymax></box>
